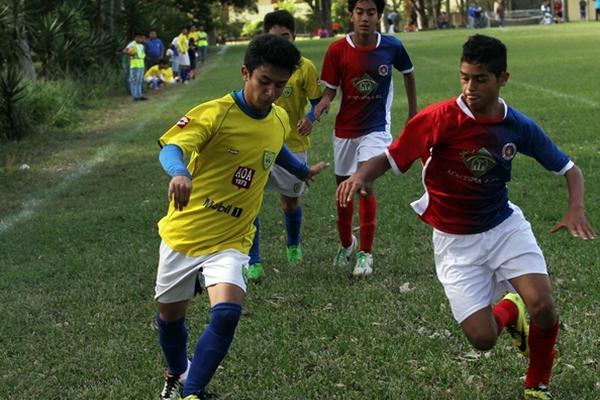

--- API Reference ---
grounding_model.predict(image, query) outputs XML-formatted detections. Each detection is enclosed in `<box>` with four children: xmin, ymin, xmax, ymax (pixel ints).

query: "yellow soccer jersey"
<box><xmin>276</xmin><ymin>56</ymin><xmax>322</xmax><ymax>153</ymax></box>
<box><xmin>144</xmin><ymin>65</ymin><xmax>174</xmax><ymax>82</ymax></box>
<box><xmin>158</xmin><ymin>93</ymin><xmax>290</xmax><ymax>257</ymax></box>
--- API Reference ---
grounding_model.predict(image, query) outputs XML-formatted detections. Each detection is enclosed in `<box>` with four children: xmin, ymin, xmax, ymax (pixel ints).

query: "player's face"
<box><xmin>242</xmin><ymin>64</ymin><xmax>291</xmax><ymax>113</ymax></box>
<box><xmin>351</xmin><ymin>0</ymin><xmax>381</xmax><ymax>36</ymax></box>
<box><xmin>268</xmin><ymin>25</ymin><xmax>295</xmax><ymax>42</ymax></box>
<box><xmin>460</xmin><ymin>62</ymin><xmax>509</xmax><ymax>118</ymax></box>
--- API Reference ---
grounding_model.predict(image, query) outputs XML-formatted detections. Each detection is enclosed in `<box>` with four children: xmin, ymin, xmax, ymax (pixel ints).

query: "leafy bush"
<box><xmin>241</xmin><ymin>20</ymin><xmax>262</xmax><ymax>38</ymax></box>
<box><xmin>22</xmin><ymin>79</ymin><xmax>79</xmax><ymax>129</ymax></box>
<box><xmin>0</xmin><ymin>67</ymin><xmax>29</xmax><ymax>140</ymax></box>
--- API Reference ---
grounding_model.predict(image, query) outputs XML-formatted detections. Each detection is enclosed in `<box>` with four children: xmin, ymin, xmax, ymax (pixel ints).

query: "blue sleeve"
<box><xmin>392</xmin><ymin>38</ymin><xmax>414</xmax><ymax>73</ymax></box>
<box><xmin>305</xmin><ymin>97</ymin><xmax>322</xmax><ymax>122</ymax></box>
<box><xmin>516</xmin><ymin>112</ymin><xmax>571</xmax><ymax>174</ymax></box>
<box><xmin>275</xmin><ymin>145</ymin><xmax>309</xmax><ymax>180</ymax></box>
<box><xmin>159</xmin><ymin>144</ymin><xmax>192</xmax><ymax>179</ymax></box>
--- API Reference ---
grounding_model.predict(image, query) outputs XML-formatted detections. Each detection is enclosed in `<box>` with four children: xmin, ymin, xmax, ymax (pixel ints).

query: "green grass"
<box><xmin>1</xmin><ymin>24</ymin><xmax>599</xmax><ymax>399</ymax></box>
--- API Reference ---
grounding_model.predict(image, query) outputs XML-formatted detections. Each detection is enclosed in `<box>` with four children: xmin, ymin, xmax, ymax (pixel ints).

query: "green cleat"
<box><xmin>353</xmin><ymin>251</ymin><xmax>373</xmax><ymax>276</ymax></box>
<box><xmin>524</xmin><ymin>384</ymin><xmax>552</xmax><ymax>399</ymax></box>
<box><xmin>503</xmin><ymin>292</ymin><xmax>529</xmax><ymax>356</ymax></box>
<box><xmin>244</xmin><ymin>263</ymin><xmax>265</xmax><ymax>281</ymax></box>
<box><xmin>286</xmin><ymin>245</ymin><xmax>302</xmax><ymax>264</ymax></box>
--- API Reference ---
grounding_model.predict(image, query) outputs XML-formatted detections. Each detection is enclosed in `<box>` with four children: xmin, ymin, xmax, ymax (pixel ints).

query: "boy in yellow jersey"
<box><xmin>245</xmin><ymin>10</ymin><xmax>323</xmax><ymax>281</ymax></box>
<box><xmin>144</xmin><ymin>59</ymin><xmax>176</xmax><ymax>89</ymax></box>
<box><xmin>154</xmin><ymin>34</ymin><xmax>329</xmax><ymax>400</ymax></box>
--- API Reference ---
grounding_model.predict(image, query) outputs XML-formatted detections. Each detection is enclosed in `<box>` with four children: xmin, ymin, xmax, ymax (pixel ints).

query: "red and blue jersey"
<box><xmin>385</xmin><ymin>96</ymin><xmax>573</xmax><ymax>234</ymax></box>
<box><xmin>320</xmin><ymin>33</ymin><xmax>414</xmax><ymax>139</ymax></box>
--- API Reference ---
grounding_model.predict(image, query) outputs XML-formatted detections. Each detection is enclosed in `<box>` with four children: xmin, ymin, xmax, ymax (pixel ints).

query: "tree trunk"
<box><xmin>320</xmin><ymin>0</ymin><xmax>332</xmax><ymax>28</ymax></box>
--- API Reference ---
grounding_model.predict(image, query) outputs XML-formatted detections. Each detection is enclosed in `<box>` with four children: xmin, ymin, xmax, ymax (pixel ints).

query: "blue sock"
<box><xmin>182</xmin><ymin>303</ymin><xmax>242</xmax><ymax>396</ymax></box>
<box><xmin>285</xmin><ymin>207</ymin><xmax>302</xmax><ymax>246</ymax></box>
<box><xmin>156</xmin><ymin>315</ymin><xmax>189</xmax><ymax>376</ymax></box>
<box><xmin>249</xmin><ymin>217</ymin><xmax>261</xmax><ymax>265</ymax></box>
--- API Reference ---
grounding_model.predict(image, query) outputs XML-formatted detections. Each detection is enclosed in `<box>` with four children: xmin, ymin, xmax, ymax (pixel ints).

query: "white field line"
<box><xmin>417</xmin><ymin>56</ymin><xmax>599</xmax><ymax>108</ymax></box>
<box><xmin>0</xmin><ymin>48</ymin><xmax>228</xmax><ymax>234</ymax></box>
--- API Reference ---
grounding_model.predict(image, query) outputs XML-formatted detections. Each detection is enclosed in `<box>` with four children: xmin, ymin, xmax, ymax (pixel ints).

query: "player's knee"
<box><xmin>527</xmin><ymin>296</ymin><xmax>557</xmax><ymax>327</ymax></box>
<box><xmin>210</xmin><ymin>302</ymin><xmax>242</xmax><ymax>337</ymax></box>
<box><xmin>466</xmin><ymin>330</ymin><xmax>497</xmax><ymax>351</ymax></box>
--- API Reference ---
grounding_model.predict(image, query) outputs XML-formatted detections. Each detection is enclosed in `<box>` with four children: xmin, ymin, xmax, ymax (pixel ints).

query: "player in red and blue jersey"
<box><xmin>314</xmin><ymin>0</ymin><xmax>417</xmax><ymax>276</ymax></box>
<box><xmin>337</xmin><ymin>35</ymin><xmax>596</xmax><ymax>400</ymax></box>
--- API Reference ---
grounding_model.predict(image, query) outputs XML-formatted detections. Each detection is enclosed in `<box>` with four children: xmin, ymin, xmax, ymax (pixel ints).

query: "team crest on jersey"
<box><xmin>283</xmin><ymin>87</ymin><xmax>293</xmax><ymax>97</ymax></box>
<box><xmin>501</xmin><ymin>142</ymin><xmax>517</xmax><ymax>161</ymax></box>
<box><xmin>232</xmin><ymin>166</ymin><xmax>255</xmax><ymax>189</ymax></box>
<box><xmin>263</xmin><ymin>150</ymin><xmax>276</xmax><ymax>170</ymax></box>
<box><xmin>461</xmin><ymin>147</ymin><xmax>497</xmax><ymax>178</ymax></box>
<box><xmin>176</xmin><ymin>116</ymin><xmax>190</xmax><ymax>128</ymax></box>
<box><xmin>378</xmin><ymin>64</ymin><xmax>389</xmax><ymax>77</ymax></box>
<box><xmin>353</xmin><ymin>73</ymin><xmax>378</xmax><ymax>96</ymax></box>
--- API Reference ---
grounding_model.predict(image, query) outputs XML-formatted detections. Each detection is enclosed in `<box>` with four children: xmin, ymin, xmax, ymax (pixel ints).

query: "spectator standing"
<box><xmin>123</xmin><ymin>32</ymin><xmax>147</xmax><ymax>101</ymax></box>
<box><xmin>468</xmin><ymin>4</ymin><xmax>476</xmax><ymax>28</ymax></box>
<box><xmin>437</xmin><ymin>11</ymin><xmax>450</xmax><ymax>28</ymax></box>
<box><xmin>496</xmin><ymin>1</ymin><xmax>506</xmax><ymax>27</ymax></box>
<box><xmin>332</xmin><ymin>21</ymin><xmax>341</xmax><ymax>35</ymax></box>
<box><xmin>387</xmin><ymin>11</ymin><xmax>398</xmax><ymax>33</ymax></box>
<box><xmin>579</xmin><ymin>0</ymin><xmax>587</xmax><ymax>19</ymax></box>
<box><xmin>146</xmin><ymin>30</ymin><xmax>165</xmax><ymax>68</ymax></box>
<box><xmin>177</xmin><ymin>26</ymin><xmax>191</xmax><ymax>84</ymax></box>
<box><xmin>197</xmin><ymin>26</ymin><xmax>208</xmax><ymax>64</ymax></box>
<box><xmin>554</xmin><ymin>0</ymin><xmax>563</xmax><ymax>22</ymax></box>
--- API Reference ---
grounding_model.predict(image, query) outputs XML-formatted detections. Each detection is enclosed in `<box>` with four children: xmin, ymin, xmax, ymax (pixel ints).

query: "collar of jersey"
<box><xmin>231</xmin><ymin>89</ymin><xmax>271</xmax><ymax>119</ymax></box>
<box><xmin>346</xmin><ymin>32</ymin><xmax>380</xmax><ymax>50</ymax></box>
<box><xmin>456</xmin><ymin>95</ymin><xmax>507</xmax><ymax>122</ymax></box>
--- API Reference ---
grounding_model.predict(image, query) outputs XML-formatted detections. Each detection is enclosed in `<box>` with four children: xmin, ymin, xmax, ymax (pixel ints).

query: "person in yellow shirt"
<box><xmin>154</xmin><ymin>34</ymin><xmax>329</xmax><ymax>400</ymax></box>
<box><xmin>177</xmin><ymin>26</ymin><xmax>190</xmax><ymax>83</ymax></box>
<box><xmin>197</xmin><ymin>26</ymin><xmax>208</xmax><ymax>64</ymax></box>
<box><xmin>144</xmin><ymin>59</ymin><xmax>176</xmax><ymax>89</ymax></box>
<box><xmin>245</xmin><ymin>10</ymin><xmax>323</xmax><ymax>281</ymax></box>
<box><xmin>122</xmin><ymin>32</ymin><xmax>147</xmax><ymax>101</ymax></box>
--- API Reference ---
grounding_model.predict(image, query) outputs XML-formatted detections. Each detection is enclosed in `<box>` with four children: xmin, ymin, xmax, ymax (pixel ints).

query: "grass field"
<box><xmin>1</xmin><ymin>23</ymin><xmax>599</xmax><ymax>399</ymax></box>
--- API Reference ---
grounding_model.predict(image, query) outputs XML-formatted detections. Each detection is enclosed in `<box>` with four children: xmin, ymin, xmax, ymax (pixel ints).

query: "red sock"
<box><xmin>336</xmin><ymin>198</ymin><xmax>354</xmax><ymax>248</ymax></box>
<box><xmin>358</xmin><ymin>194</ymin><xmax>376</xmax><ymax>253</ymax></box>
<box><xmin>492</xmin><ymin>298</ymin><xmax>518</xmax><ymax>334</ymax></box>
<box><xmin>525</xmin><ymin>321</ymin><xmax>559</xmax><ymax>387</ymax></box>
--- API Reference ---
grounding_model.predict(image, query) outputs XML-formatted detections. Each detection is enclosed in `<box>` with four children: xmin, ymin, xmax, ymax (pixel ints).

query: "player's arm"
<box><xmin>313</xmin><ymin>87</ymin><xmax>336</xmax><ymax>121</ymax></box>
<box><xmin>159</xmin><ymin>144</ymin><xmax>192</xmax><ymax>211</ymax></box>
<box><xmin>550</xmin><ymin>164</ymin><xmax>596</xmax><ymax>240</ymax></box>
<box><xmin>336</xmin><ymin>153</ymin><xmax>391</xmax><ymax>207</ymax></box>
<box><xmin>297</xmin><ymin>97</ymin><xmax>322</xmax><ymax>136</ymax></box>
<box><xmin>403</xmin><ymin>71</ymin><xmax>417</xmax><ymax>121</ymax></box>
<box><xmin>275</xmin><ymin>145</ymin><xmax>329</xmax><ymax>185</ymax></box>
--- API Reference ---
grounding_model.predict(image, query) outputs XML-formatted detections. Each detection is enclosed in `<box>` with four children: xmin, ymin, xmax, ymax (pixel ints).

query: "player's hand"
<box><xmin>168</xmin><ymin>175</ymin><xmax>192</xmax><ymax>211</ymax></box>
<box><xmin>303</xmin><ymin>161</ymin><xmax>330</xmax><ymax>187</ymax></box>
<box><xmin>336</xmin><ymin>174</ymin><xmax>372</xmax><ymax>207</ymax></box>
<box><xmin>550</xmin><ymin>206</ymin><xmax>597</xmax><ymax>240</ymax></box>
<box><xmin>297</xmin><ymin>117</ymin><xmax>313</xmax><ymax>136</ymax></box>
<box><xmin>313</xmin><ymin>100</ymin><xmax>330</xmax><ymax>121</ymax></box>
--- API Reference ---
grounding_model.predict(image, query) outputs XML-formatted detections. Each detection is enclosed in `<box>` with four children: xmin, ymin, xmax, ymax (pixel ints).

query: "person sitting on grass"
<box><xmin>336</xmin><ymin>34</ymin><xmax>596</xmax><ymax>400</ymax></box>
<box><xmin>144</xmin><ymin>59</ymin><xmax>176</xmax><ymax>90</ymax></box>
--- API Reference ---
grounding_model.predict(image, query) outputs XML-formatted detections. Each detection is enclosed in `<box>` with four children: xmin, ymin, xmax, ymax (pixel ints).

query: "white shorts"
<box><xmin>266</xmin><ymin>150</ymin><xmax>307</xmax><ymax>198</ymax></box>
<box><xmin>433</xmin><ymin>204</ymin><xmax>547</xmax><ymax>323</ymax></box>
<box><xmin>178</xmin><ymin>53</ymin><xmax>190</xmax><ymax>67</ymax></box>
<box><xmin>333</xmin><ymin>131</ymin><xmax>392</xmax><ymax>176</ymax></box>
<box><xmin>154</xmin><ymin>241</ymin><xmax>249</xmax><ymax>303</ymax></box>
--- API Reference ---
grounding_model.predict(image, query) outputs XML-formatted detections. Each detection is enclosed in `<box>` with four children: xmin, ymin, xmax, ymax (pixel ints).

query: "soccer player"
<box><xmin>144</xmin><ymin>59</ymin><xmax>176</xmax><ymax>89</ymax></box>
<box><xmin>336</xmin><ymin>34</ymin><xmax>597</xmax><ymax>400</ymax></box>
<box><xmin>314</xmin><ymin>0</ymin><xmax>417</xmax><ymax>276</ymax></box>
<box><xmin>154</xmin><ymin>34</ymin><xmax>329</xmax><ymax>400</ymax></box>
<box><xmin>244</xmin><ymin>10</ymin><xmax>323</xmax><ymax>281</ymax></box>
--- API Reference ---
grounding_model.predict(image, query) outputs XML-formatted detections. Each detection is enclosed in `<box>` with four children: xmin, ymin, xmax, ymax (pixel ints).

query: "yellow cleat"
<box><xmin>503</xmin><ymin>292</ymin><xmax>529</xmax><ymax>356</ymax></box>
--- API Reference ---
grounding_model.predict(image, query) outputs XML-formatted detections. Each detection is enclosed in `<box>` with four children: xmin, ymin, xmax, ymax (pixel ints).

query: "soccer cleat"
<box><xmin>333</xmin><ymin>235</ymin><xmax>357</xmax><ymax>267</ymax></box>
<box><xmin>503</xmin><ymin>292</ymin><xmax>530</xmax><ymax>355</ymax></box>
<box><xmin>159</xmin><ymin>360</ymin><xmax>190</xmax><ymax>400</ymax></box>
<box><xmin>353</xmin><ymin>251</ymin><xmax>373</xmax><ymax>276</ymax></box>
<box><xmin>182</xmin><ymin>394</ymin><xmax>209</xmax><ymax>400</ymax></box>
<box><xmin>524</xmin><ymin>384</ymin><xmax>552</xmax><ymax>399</ymax></box>
<box><xmin>286</xmin><ymin>245</ymin><xmax>302</xmax><ymax>264</ymax></box>
<box><xmin>244</xmin><ymin>263</ymin><xmax>265</xmax><ymax>281</ymax></box>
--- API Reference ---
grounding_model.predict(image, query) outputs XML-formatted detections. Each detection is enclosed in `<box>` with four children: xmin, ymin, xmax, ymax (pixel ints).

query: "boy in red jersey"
<box><xmin>337</xmin><ymin>34</ymin><xmax>596</xmax><ymax>400</ymax></box>
<box><xmin>314</xmin><ymin>0</ymin><xmax>417</xmax><ymax>276</ymax></box>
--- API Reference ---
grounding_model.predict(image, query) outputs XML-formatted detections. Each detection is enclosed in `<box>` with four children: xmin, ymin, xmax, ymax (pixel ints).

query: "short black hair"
<box><xmin>158</xmin><ymin>59</ymin><xmax>169</xmax><ymax>66</ymax></box>
<box><xmin>348</xmin><ymin>0</ymin><xmax>385</xmax><ymax>15</ymax></box>
<box><xmin>263</xmin><ymin>9</ymin><xmax>295</xmax><ymax>33</ymax></box>
<box><xmin>244</xmin><ymin>34</ymin><xmax>301</xmax><ymax>76</ymax></box>
<box><xmin>461</xmin><ymin>34</ymin><xmax>507</xmax><ymax>77</ymax></box>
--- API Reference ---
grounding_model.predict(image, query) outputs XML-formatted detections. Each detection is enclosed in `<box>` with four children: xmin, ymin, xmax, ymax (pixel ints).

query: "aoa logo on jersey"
<box><xmin>378</xmin><ymin>64</ymin><xmax>389</xmax><ymax>77</ymax></box>
<box><xmin>176</xmin><ymin>116</ymin><xmax>191</xmax><ymax>128</ymax></box>
<box><xmin>501</xmin><ymin>142</ymin><xmax>517</xmax><ymax>161</ymax></box>
<box><xmin>263</xmin><ymin>150</ymin><xmax>276</xmax><ymax>170</ymax></box>
<box><xmin>232</xmin><ymin>166</ymin><xmax>255</xmax><ymax>189</ymax></box>
<box><xmin>203</xmin><ymin>197</ymin><xmax>243</xmax><ymax>218</ymax></box>
<box><xmin>352</xmin><ymin>73</ymin><xmax>378</xmax><ymax>96</ymax></box>
<box><xmin>283</xmin><ymin>87</ymin><xmax>293</xmax><ymax>97</ymax></box>
<box><xmin>461</xmin><ymin>147</ymin><xmax>497</xmax><ymax>178</ymax></box>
